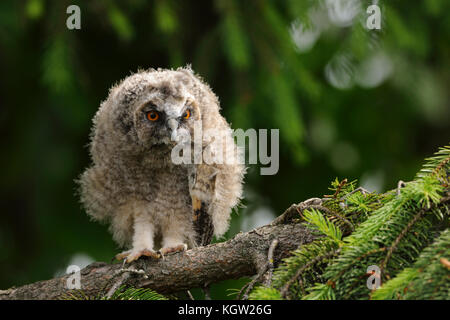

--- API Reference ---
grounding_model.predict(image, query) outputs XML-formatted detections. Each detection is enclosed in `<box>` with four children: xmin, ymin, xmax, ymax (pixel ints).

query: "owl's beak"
<box><xmin>167</xmin><ymin>118</ymin><xmax>179</xmax><ymax>142</ymax></box>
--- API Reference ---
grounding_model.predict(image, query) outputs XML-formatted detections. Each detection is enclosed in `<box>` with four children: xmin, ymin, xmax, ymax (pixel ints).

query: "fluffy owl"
<box><xmin>78</xmin><ymin>67</ymin><xmax>245</xmax><ymax>263</ymax></box>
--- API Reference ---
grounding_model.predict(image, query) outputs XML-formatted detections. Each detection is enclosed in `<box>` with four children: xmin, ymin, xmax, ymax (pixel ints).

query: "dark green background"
<box><xmin>0</xmin><ymin>0</ymin><xmax>449</xmax><ymax>299</ymax></box>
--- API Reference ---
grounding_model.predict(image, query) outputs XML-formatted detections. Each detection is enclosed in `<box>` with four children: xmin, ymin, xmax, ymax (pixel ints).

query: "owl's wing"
<box><xmin>192</xmin><ymin>197</ymin><xmax>214</xmax><ymax>246</ymax></box>
<box><xmin>189</xmin><ymin>165</ymin><xmax>217</xmax><ymax>246</ymax></box>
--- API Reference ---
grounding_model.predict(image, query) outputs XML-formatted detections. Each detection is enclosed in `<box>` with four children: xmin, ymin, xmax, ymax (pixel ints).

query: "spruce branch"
<box><xmin>280</xmin><ymin>248</ymin><xmax>341</xmax><ymax>299</ymax></box>
<box><xmin>372</xmin><ymin>229</ymin><xmax>450</xmax><ymax>300</ymax></box>
<box><xmin>303</xmin><ymin>205</ymin><xmax>355</xmax><ymax>233</ymax></box>
<box><xmin>379</xmin><ymin>206</ymin><xmax>427</xmax><ymax>279</ymax></box>
<box><xmin>379</xmin><ymin>195</ymin><xmax>450</xmax><ymax>279</ymax></box>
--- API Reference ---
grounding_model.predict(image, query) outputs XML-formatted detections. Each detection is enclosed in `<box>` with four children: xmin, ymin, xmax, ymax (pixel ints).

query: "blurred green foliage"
<box><xmin>0</xmin><ymin>0</ymin><xmax>449</xmax><ymax>299</ymax></box>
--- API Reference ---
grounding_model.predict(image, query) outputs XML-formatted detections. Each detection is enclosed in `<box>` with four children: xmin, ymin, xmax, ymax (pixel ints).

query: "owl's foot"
<box><xmin>115</xmin><ymin>248</ymin><xmax>161</xmax><ymax>263</ymax></box>
<box><xmin>158</xmin><ymin>244</ymin><xmax>188</xmax><ymax>258</ymax></box>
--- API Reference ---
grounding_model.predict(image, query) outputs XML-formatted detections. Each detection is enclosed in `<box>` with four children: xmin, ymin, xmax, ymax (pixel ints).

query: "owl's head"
<box><xmin>96</xmin><ymin>67</ymin><xmax>221</xmax><ymax>156</ymax></box>
<box><xmin>128</xmin><ymin>74</ymin><xmax>201</xmax><ymax>148</ymax></box>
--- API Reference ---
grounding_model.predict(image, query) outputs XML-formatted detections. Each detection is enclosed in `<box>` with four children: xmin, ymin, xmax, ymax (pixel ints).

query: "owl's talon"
<box><xmin>115</xmin><ymin>248</ymin><xmax>160</xmax><ymax>263</ymax></box>
<box><xmin>115</xmin><ymin>250</ymin><xmax>131</xmax><ymax>261</ymax></box>
<box><xmin>158</xmin><ymin>244</ymin><xmax>188</xmax><ymax>257</ymax></box>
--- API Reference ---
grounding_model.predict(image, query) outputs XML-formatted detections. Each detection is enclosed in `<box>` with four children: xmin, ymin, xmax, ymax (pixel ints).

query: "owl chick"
<box><xmin>78</xmin><ymin>67</ymin><xmax>245</xmax><ymax>263</ymax></box>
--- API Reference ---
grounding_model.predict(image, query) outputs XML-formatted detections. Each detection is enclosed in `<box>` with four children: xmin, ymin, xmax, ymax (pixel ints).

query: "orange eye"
<box><xmin>183</xmin><ymin>110</ymin><xmax>191</xmax><ymax>119</ymax></box>
<box><xmin>146</xmin><ymin>111</ymin><xmax>159</xmax><ymax>121</ymax></box>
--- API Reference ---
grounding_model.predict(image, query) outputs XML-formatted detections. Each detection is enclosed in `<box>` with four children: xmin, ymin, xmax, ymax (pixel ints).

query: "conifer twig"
<box><xmin>186</xmin><ymin>290</ymin><xmax>195</xmax><ymax>300</ymax></box>
<box><xmin>379</xmin><ymin>208</ymin><xmax>425</xmax><ymax>279</ymax></box>
<box><xmin>237</xmin><ymin>264</ymin><xmax>268</xmax><ymax>300</ymax></box>
<box><xmin>106</xmin><ymin>272</ymin><xmax>130</xmax><ymax>299</ymax></box>
<box><xmin>431</xmin><ymin>155</ymin><xmax>450</xmax><ymax>177</ymax></box>
<box><xmin>303</xmin><ymin>205</ymin><xmax>355</xmax><ymax>232</ymax></box>
<box><xmin>333</xmin><ymin>179</ymin><xmax>348</xmax><ymax>198</ymax></box>
<box><xmin>238</xmin><ymin>239</ymin><xmax>279</xmax><ymax>300</ymax></box>
<box><xmin>339</xmin><ymin>186</ymin><xmax>369</xmax><ymax>199</ymax></box>
<box><xmin>265</xmin><ymin>239</ymin><xmax>279</xmax><ymax>286</ymax></box>
<box><xmin>280</xmin><ymin>248</ymin><xmax>341</xmax><ymax>299</ymax></box>
<box><xmin>105</xmin><ymin>264</ymin><xmax>148</xmax><ymax>299</ymax></box>
<box><xmin>332</xmin><ymin>247</ymin><xmax>387</xmax><ymax>283</ymax></box>
<box><xmin>380</xmin><ymin>195</ymin><xmax>450</xmax><ymax>279</ymax></box>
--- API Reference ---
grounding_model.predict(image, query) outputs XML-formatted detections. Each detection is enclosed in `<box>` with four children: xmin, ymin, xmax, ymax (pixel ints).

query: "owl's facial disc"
<box><xmin>136</xmin><ymin>99</ymin><xmax>193</xmax><ymax>148</ymax></box>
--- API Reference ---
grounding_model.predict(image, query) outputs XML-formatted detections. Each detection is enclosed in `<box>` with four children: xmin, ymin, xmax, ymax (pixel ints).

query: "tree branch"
<box><xmin>0</xmin><ymin>221</ymin><xmax>315</xmax><ymax>300</ymax></box>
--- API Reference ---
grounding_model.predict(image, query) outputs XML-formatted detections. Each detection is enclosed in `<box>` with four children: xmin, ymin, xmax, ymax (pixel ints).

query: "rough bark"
<box><xmin>0</xmin><ymin>221</ymin><xmax>314</xmax><ymax>300</ymax></box>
